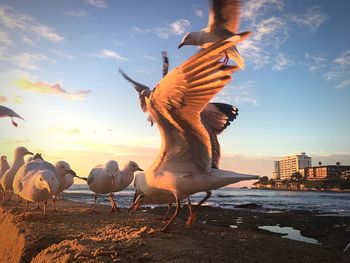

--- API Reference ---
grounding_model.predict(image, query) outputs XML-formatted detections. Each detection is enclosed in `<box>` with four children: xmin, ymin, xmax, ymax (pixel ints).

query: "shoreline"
<box><xmin>1</xmin><ymin>198</ymin><xmax>349</xmax><ymax>262</ymax></box>
<box><xmin>251</xmin><ymin>187</ymin><xmax>350</xmax><ymax>193</ymax></box>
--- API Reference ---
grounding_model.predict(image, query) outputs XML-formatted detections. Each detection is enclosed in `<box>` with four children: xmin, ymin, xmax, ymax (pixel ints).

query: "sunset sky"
<box><xmin>1</xmin><ymin>0</ymin><xmax>350</xmax><ymax>182</ymax></box>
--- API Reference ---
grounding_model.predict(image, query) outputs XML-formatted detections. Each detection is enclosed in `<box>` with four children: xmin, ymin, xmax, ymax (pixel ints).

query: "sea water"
<box><xmin>64</xmin><ymin>184</ymin><xmax>350</xmax><ymax>216</ymax></box>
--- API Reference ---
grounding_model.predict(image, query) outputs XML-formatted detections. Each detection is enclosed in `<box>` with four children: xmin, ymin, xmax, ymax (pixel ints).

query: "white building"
<box><xmin>273</xmin><ymin>152</ymin><xmax>312</xmax><ymax>179</ymax></box>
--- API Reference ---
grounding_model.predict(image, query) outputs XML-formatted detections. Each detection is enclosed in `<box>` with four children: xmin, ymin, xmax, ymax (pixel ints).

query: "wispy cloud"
<box><xmin>272</xmin><ymin>52</ymin><xmax>293</xmax><ymax>71</ymax></box>
<box><xmin>0</xmin><ymin>95</ymin><xmax>7</xmax><ymax>103</ymax></box>
<box><xmin>0</xmin><ymin>31</ymin><xmax>12</xmax><ymax>45</ymax></box>
<box><xmin>85</xmin><ymin>0</ymin><xmax>107</xmax><ymax>9</ymax></box>
<box><xmin>214</xmin><ymin>81</ymin><xmax>258</xmax><ymax>106</ymax></box>
<box><xmin>288</xmin><ymin>6</ymin><xmax>328</xmax><ymax>31</ymax></box>
<box><xmin>195</xmin><ymin>9</ymin><xmax>203</xmax><ymax>18</ymax></box>
<box><xmin>240</xmin><ymin>1</ymin><xmax>327</xmax><ymax>70</ymax></box>
<box><xmin>143</xmin><ymin>55</ymin><xmax>156</xmax><ymax>61</ymax></box>
<box><xmin>64</xmin><ymin>9</ymin><xmax>88</xmax><ymax>17</ymax></box>
<box><xmin>0</xmin><ymin>52</ymin><xmax>54</xmax><ymax>71</ymax></box>
<box><xmin>14</xmin><ymin>78</ymin><xmax>92</xmax><ymax>100</ymax></box>
<box><xmin>132</xmin><ymin>19</ymin><xmax>191</xmax><ymax>39</ymax></box>
<box><xmin>242</xmin><ymin>0</ymin><xmax>284</xmax><ymax>22</ymax></box>
<box><xmin>305</xmin><ymin>50</ymin><xmax>350</xmax><ymax>89</ymax></box>
<box><xmin>95</xmin><ymin>49</ymin><xmax>128</xmax><ymax>61</ymax></box>
<box><xmin>0</xmin><ymin>5</ymin><xmax>64</xmax><ymax>43</ymax></box>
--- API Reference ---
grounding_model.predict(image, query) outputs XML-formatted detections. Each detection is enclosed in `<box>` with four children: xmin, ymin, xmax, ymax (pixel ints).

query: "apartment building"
<box><xmin>273</xmin><ymin>152</ymin><xmax>312</xmax><ymax>179</ymax></box>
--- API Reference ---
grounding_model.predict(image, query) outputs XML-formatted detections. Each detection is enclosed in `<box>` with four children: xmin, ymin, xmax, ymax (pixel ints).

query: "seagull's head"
<box><xmin>15</xmin><ymin>146</ymin><xmax>34</xmax><ymax>158</ymax></box>
<box><xmin>35</xmin><ymin>170</ymin><xmax>59</xmax><ymax>195</ymax></box>
<box><xmin>55</xmin><ymin>160</ymin><xmax>77</xmax><ymax>178</ymax></box>
<box><xmin>178</xmin><ymin>32</ymin><xmax>197</xmax><ymax>49</ymax></box>
<box><xmin>126</xmin><ymin>161</ymin><xmax>144</xmax><ymax>173</ymax></box>
<box><xmin>1</xmin><ymin>155</ymin><xmax>7</xmax><ymax>162</ymax></box>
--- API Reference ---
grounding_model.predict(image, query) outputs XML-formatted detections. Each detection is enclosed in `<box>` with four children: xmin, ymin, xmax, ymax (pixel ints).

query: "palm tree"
<box><xmin>318</xmin><ymin>161</ymin><xmax>322</xmax><ymax>166</ymax></box>
<box><xmin>291</xmin><ymin>172</ymin><xmax>302</xmax><ymax>190</ymax></box>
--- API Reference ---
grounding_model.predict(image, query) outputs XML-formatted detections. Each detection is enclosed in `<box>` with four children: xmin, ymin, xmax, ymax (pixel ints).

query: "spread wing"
<box><xmin>119</xmin><ymin>68</ymin><xmax>151</xmax><ymax>112</ymax></box>
<box><xmin>201</xmin><ymin>103</ymin><xmax>238</xmax><ymax>168</ymax></box>
<box><xmin>208</xmin><ymin>0</ymin><xmax>240</xmax><ymax>33</ymax></box>
<box><xmin>149</xmin><ymin>38</ymin><xmax>238</xmax><ymax>173</ymax></box>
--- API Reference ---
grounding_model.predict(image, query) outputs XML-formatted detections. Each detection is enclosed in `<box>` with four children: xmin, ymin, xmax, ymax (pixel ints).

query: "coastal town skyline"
<box><xmin>1</xmin><ymin>0</ymin><xmax>350</xmax><ymax>179</ymax></box>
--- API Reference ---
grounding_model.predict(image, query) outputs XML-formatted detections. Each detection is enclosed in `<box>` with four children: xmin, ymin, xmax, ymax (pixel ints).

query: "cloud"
<box><xmin>132</xmin><ymin>19</ymin><xmax>191</xmax><ymax>39</ymax></box>
<box><xmin>0</xmin><ymin>52</ymin><xmax>54</xmax><ymax>71</ymax></box>
<box><xmin>14</xmin><ymin>78</ymin><xmax>92</xmax><ymax>100</ymax></box>
<box><xmin>195</xmin><ymin>9</ymin><xmax>203</xmax><ymax>18</ymax></box>
<box><xmin>95</xmin><ymin>49</ymin><xmax>128</xmax><ymax>61</ymax></box>
<box><xmin>143</xmin><ymin>55</ymin><xmax>156</xmax><ymax>61</ymax></box>
<box><xmin>242</xmin><ymin>0</ymin><xmax>284</xmax><ymax>22</ymax></box>
<box><xmin>0</xmin><ymin>95</ymin><xmax>7</xmax><ymax>103</ymax></box>
<box><xmin>288</xmin><ymin>6</ymin><xmax>328</xmax><ymax>31</ymax></box>
<box><xmin>272</xmin><ymin>52</ymin><xmax>293</xmax><ymax>71</ymax></box>
<box><xmin>240</xmin><ymin>16</ymin><xmax>288</xmax><ymax>69</ymax></box>
<box><xmin>0</xmin><ymin>5</ymin><xmax>64</xmax><ymax>43</ymax></box>
<box><xmin>64</xmin><ymin>9</ymin><xmax>88</xmax><ymax>17</ymax></box>
<box><xmin>214</xmin><ymin>81</ymin><xmax>258</xmax><ymax>106</ymax></box>
<box><xmin>85</xmin><ymin>0</ymin><xmax>107</xmax><ymax>9</ymax></box>
<box><xmin>0</xmin><ymin>31</ymin><xmax>12</xmax><ymax>45</ymax></box>
<box><xmin>305</xmin><ymin>50</ymin><xmax>350</xmax><ymax>89</ymax></box>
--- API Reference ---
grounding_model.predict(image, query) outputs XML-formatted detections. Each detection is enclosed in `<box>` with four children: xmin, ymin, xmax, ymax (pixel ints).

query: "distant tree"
<box><xmin>291</xmin><ymin>172</ymin><xmax>303</xmax><ymax>190</ymax></box>
<box><xmin>269</xmin><ymin>179</ymin><xmax>276</xmax><ymax>188</ymax></box>
<box><xmin>318</xmin><ymin>161</ymin><xmax>322</xmax><ymax>166</ymax></box>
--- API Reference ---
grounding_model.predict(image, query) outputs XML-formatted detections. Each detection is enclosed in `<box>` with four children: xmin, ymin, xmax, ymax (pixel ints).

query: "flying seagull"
<box><xmin>178</xmin><ymin>0</ymin><xmax>251</xmax><ymax>68</ymax></box>
<box><xmin>0</xmin><ymin>105</ymin><xmax>25</xmax><ymax>127</ymax></box>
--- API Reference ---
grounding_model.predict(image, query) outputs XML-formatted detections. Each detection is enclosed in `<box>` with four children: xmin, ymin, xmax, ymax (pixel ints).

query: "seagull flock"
<box><xmin>0</xmin><ymin>0</ymin><xmax>259</xmax><ymax>232</ymax></box>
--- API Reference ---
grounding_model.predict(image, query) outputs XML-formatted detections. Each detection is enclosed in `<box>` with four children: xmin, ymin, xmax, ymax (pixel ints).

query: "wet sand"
<box><xmin>0</xmin><ymin>199</ymin><xmax>349</xmax><ymax>263</ymax></box>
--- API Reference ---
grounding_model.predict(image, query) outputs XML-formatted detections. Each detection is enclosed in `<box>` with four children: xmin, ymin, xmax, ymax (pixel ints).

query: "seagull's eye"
<box><xmin>40</xmin><ymin>178</ymin><xmax>43</xmax><ymax>181</ymax></box>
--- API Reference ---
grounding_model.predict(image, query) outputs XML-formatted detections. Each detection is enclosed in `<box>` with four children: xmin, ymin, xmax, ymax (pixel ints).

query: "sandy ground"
<box><xmin>0</xmin><ymin>198</ymin><xmax>349</xmax><ymax>263</ymax></box>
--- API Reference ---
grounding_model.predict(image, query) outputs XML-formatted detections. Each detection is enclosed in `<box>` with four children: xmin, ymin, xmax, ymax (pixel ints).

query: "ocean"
<box><xmin>64</xmin><ymin>184</ymin><xmax>350</xmax><ymax>216</ymax></box>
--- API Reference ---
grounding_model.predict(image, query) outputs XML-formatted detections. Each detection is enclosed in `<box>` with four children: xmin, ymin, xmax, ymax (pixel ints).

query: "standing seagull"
<box><xmin>13</xmin><ymin>158</ymin><xmax>59</xmax><ymax>219</ymax></box>
<box><xmin>130</xmin><ymin>37</ymin><xmax>257</xmax><ymax>232</ymax></box>
<box><xmin>109</xmin><ymin>161</ymin><xmax>143</xmax><ymax>213</ymax></box>
<box><xmin>1</xmin><ymin>147</ymin><xmax>33</xmax><ymax>202</ymax></box>
<box><xmin>0</xmin><ymin>105</ymin><xmax>25</xmax><ymax>127</ymax></box>
<box><xmin>85</xmin><ymin>160</ymin><xmax>121</xmax><ymax>213</ymax></box>
<box><xmin>178</xmin><ymin>0</ymin><xmax>251</xmax><ymax>69</ymax></box>
<box><xmin>0</xmin><ymin>156</ymin><xmax>10</xmax><ymax>192</ymax></box>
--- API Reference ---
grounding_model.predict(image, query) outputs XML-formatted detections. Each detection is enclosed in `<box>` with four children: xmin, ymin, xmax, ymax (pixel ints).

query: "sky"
<box><xmin>0</xmin><ymin>0</ymin><xmax>350</xmax><ymax>184</ymax></box>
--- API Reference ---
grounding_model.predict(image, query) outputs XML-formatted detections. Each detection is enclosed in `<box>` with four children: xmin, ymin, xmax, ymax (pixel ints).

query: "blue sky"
<box><xmin>0</xmin><ymin>0</ymin><xmax>350</xmax><ymax>179</ymax></box>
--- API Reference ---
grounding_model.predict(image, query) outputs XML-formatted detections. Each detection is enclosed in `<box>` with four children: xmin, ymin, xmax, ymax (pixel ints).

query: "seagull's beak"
<box><xmin>66</xmin><ymin>169</ymin><xmax>77</xmax><ymax>177</ymax></box>
<box><xmin>137</xmin><ymin>167</ymin><xmax>144</xmax><ymax>172</ymax></box>
<box><xmin>43</xmin><ymin>181</ymin><xmax>52</xmax><ymax>194</ymax></box>
<box><xmin>26</xmin><ymin>151</ymin><xmax>34</xmax><ymax>156</ymax></box>
<box><xmin>177</xmin><ymin>43</ymin><xmax>184</xmax><ymax>49</ymax></box>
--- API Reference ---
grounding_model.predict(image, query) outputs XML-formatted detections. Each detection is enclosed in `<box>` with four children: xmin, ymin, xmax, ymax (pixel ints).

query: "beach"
<box><xmin>1</xmin><ymin>198</ymin><xmax>349</xmax><ymax>263</ymax></box>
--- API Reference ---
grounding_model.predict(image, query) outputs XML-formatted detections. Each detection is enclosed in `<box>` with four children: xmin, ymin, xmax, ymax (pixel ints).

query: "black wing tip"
<box><xmin>211</xmin><ymin>102</ymin><xmax>239</xmax><ymax>121</ymax></box>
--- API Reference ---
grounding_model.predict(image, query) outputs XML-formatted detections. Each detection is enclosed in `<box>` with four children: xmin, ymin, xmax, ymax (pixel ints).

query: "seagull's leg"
<box><xmin>7</xmin><ymin>190</ymin><xmax>12</xmax><ymax>201</ymax></box>
<box><xmin>33</xmin><ymin>202</ymin><xmax>41</xmax><ymax>211</ymax></box>
<box><xmin>90</xmin><ymin>193</ymin><xmax>99</xmax><ymax>214</ymax></box>
<box><xmin>52</xmin><ymin>197</ymin><xmax>58</xmax><ymax>212</ymax></box>
<box><xmin>162</xmin><ymin>203</ymin><xmax>172</xmax><ymax>221</ymax></box>
<box><xmin>2</xmin><ymin>191</ymin><xmax>5</xmax><ymax>203</ymax></box>
<box><xmin>15</xmin><ymin>195</ymin><xmax>22</xmax><ymax>206</ymax></box>
<box><xmin>194</xmin><ymin>191</ymin><xmax>212</xmax><ymax>212</ymax></box>
<box><xmin>186</xmin><ymin>198</ymin><xmax>196</xmax><ymax>225</ymax></box>
<box><xmin>61</xmin><ymin>192</ymin><xmax>65</xmax><ymax>200</ymax></box>
<box><xmin>223</xmin><ymin>52</ymin><xmax>229</xmax><ymax>66</ymax></box>
<box><xmin>22</xmin><ymin>201</ymin><xmax>29</xmax><ymax>221</ymax></box>
<box><xmin>128</xmin><ymin>194</ymin><xmax>143</xmax><ymax>215</ymax></box>
<box><xmin>160</xmin><ymin>194</ymin><xmax>181</xmax><ymax>233</ymax></box>
<box><xmin>42</xmin><ymin>200</ymin><xmax>47</xmax><ymax>220</ymax></box>
<box><xmin>109</xmin><ymin>193</ymin><xmax>120</xmax><ymax>213</ymax></box>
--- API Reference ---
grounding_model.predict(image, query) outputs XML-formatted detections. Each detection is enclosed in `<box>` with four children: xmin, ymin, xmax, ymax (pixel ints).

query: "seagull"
<box><xmin>84</xmin><ymin>160</ymin><xmax>121</xmax><ymax>213</ymax></box>
<box><xmin>108</xmin><ymin>161</ymin><xmax>143</xmax><ymax>213</ymax></box>
<box><xmin>52</xmin><ymin>161</ymin><xmax>77</xmax><ymax>211</ymax></box>
<box><xmin>0</xmin><ymin>155</ymin><xmax>10</xmax><ymax>192</ymax></box>
<box><xmin>1</xmin><ymin>147</ymin><xmax>33</xmax><ymax>202</ymax></box>
<box><xmin>120</xmin><ymin>58</ymin><xmax>239</xmax><ymax>223</ymax></box>
<box><xmin>13</xmin><ymin>158</ymin><xmax>59</xmax><ymax>219</ymax></box>
<box><xmin>177</xmin><ymin>0</ymin><xmax>251</xmax><ymax>68</ymax></box>
<box><xmin>126</xmin><ymin>37</ymin><xmax>258</xmax><ymax>232</ymax></box>
<box><xmin>0</xmin><ymin>105</ymin><xmax>25</xmax><ymax>127</ymax></box>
